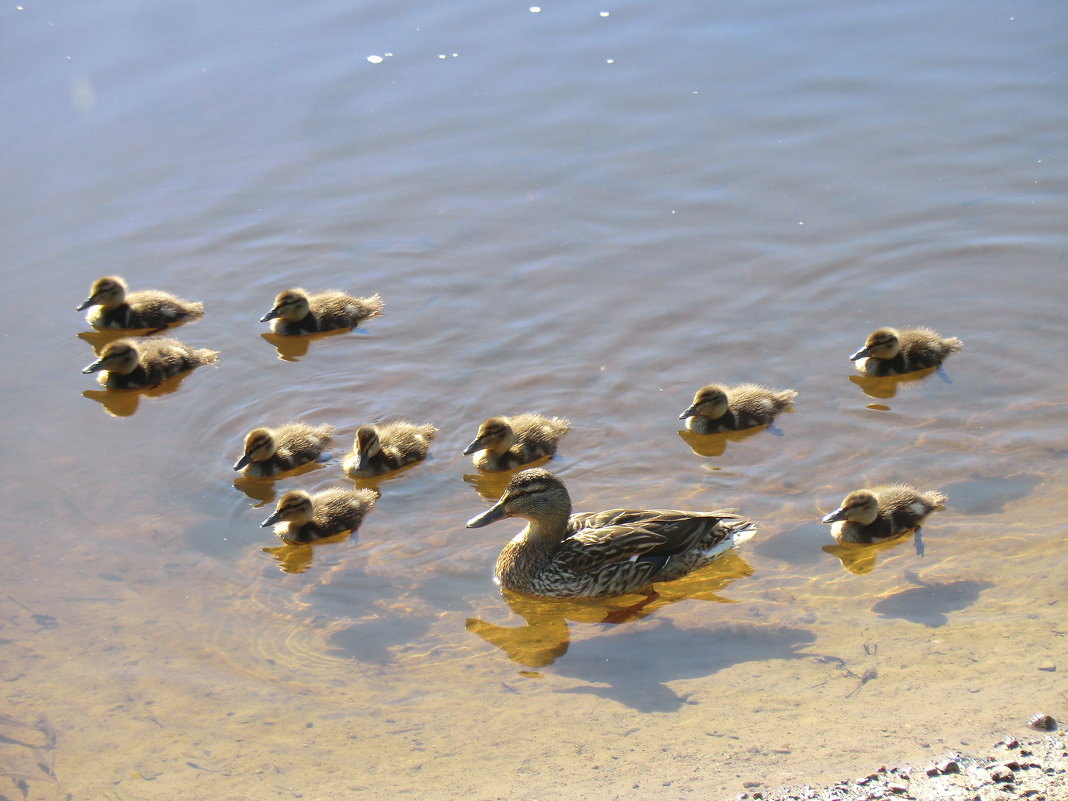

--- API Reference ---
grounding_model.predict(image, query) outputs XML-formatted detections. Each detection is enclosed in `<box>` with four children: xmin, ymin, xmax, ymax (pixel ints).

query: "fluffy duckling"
<box><xmin>850</xmin><ymin>327</ymin><xmax>962</xmax><ymax>376</ymax></box>
<box><xmin>233</xmin><ymin>423</ymin><xmax>335</xmax><ymax>478</ymax></box>
<box><xmin>463</xmin><ymin>414</ymin><xmax>571</xmax><ymax>471</ymax></box>
<box><xmin>341</xmin><ymin>421</ymin><xmax>437</xmax><ymax>478</ymax></box>
<box><xmin>261</xmin><ymin>487</ymin><xmax>378</xmax><ymax>544</ymax></box>
<box><xmin>259</xmin><ymin>288</ymin><xmax>383</xmax><ymax>335</ymax></box>
<box><xmin>679</xmin><ymin>383</ymin><xmax>797</xmax><ymax>434</ymax></box>
<box><xmin>81</xmin><ymin>337</ymin><xmax>218</xmax><ymax>389</ymax></box>
<box><xmin>466</xmin><ymin>468</ymin><xmax>756</xmax><ymax>598</ymax></box>
<box><xmin>821</xmin><ymin>485</ymin><xmax>947</xmax><ymax>543</ymax></box>
<box><xmin>76</xmin><ymin>275</ymin><xmax>204</xmax><ymax>331</ymax></box>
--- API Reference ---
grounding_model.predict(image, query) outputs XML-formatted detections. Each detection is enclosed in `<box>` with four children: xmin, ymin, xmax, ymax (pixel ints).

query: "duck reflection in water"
<box><xmin>821</xmin><ymin>536</ymin><xmax>915</xmax><ymax>575</ymax></box>
<box><xmin>676</xmin><ymin>425</ymin><xmax>770</xmax><ymax>458</ymax></box>
<box><xmin>82</xmin><ymin>370</ymin><xmax>200</xmax><ymax>418</ymax></box>
<box><xmin>848</xmin><ymin>366</ymin><xmax>941</xmax><ymax>401</ymax></box>
<box><xmin>261</xmin><ymin>531</ymin><xmax>352</xmax><ymax>574</ymax></box>
<box><xmin>260</xmin><ymin>327</ymin><xmax>360</xmax><ymax>362</ymax></box>
<box><xmin>466</xmin><ymin>551</ymin><xmax>753</xmax><ymax>668</ymax></box>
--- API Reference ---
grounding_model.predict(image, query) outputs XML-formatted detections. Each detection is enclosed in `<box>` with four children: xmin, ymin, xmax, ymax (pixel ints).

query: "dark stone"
<box><xmin>1027</xmin><ymin>713</ymin><xmax>1056</xmax><ymax>731</ymax></box>
<box><xmin>991</xmin><ymin>768</ymin><xmax>1015</xmax><ymax>783</ymax></box>
<box><xmin>939</xmin><ymin>759</ymin><xmax>961</xmax><ymax>774</ymax></box>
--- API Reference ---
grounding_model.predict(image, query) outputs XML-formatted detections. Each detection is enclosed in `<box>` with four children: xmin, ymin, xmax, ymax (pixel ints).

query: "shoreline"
<box><xmin>731</xmin><ymin>729</ymin><xmax>1066</xmax><ymax>801</ymax></box>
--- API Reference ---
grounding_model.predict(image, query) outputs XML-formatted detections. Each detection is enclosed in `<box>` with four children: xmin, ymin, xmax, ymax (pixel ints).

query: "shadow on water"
<box><xmin>940</xmin><ymin>475</ymin><xmax>1042</xmax><ymax>515</ymax></box>
<box><xmin>553</xmin><ymin>618</ymin><xmax>815</xmax><ymax>713</ymax></box>
<box><xmin>871</xmin><ymin>571</ymin><xmax>993</xmax><ymax>627</ymax></box>
<box><xmin>466</xmin><ymin>552</ymin><xmax>754</xmax><ymax>670</ymax></box>
<box><xmin>676</xmin><ymin>426</ymin><xmax>771</xmax><ymax>458</ymax></box>
<box><xmin>753</xmin><ymin>522</ymin><xmax>829</xmax><ymax>567</ymax></box>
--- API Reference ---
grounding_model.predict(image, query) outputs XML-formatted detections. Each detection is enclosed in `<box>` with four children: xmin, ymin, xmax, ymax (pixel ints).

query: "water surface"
<box><xmin>3</xmin><ymin>0</ymin><xmax>1067</xmax><ymax>798</ymax></box>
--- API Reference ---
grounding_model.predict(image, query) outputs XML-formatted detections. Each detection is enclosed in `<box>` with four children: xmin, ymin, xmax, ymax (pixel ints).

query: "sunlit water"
<box><xmin>3</xmin><ymin>0</ymin><xmax>1067</xmax><ymax>798</ymax></box>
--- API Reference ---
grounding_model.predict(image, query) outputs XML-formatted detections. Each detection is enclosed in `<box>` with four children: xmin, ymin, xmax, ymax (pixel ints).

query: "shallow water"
<box><xmin>3</xmin><ymin>0</ymin><xmax>1067</xmax><ymax>798</ymax></box>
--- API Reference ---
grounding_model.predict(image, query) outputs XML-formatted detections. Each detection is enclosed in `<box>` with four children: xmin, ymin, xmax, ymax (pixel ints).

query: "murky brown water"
<box><xmin>3</xmin><ymin>0</ymin><xmax>1067</xmax><ymax>798</ymax></box>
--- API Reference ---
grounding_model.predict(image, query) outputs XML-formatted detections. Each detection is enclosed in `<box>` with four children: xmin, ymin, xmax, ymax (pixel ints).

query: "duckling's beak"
<box><xmin>821</xmin><ymin>507</ymin><xmax>848</xmax><ymax>524</ymax></box>
<box><xmin>261</xmin><ymin>510</ymin><xmax>283</xmax><ymax>527</ymax></box>
<box><xmin>259</xmin><ymin>307</ymin><xmax>280</xmax><ymax>322</ymax></box>
<box><xmin>76</xmin><ymin>296</ymin><xmax>96</xmax><ymax>311</ymax></box>
<box><xmin>81</xmin><ymin>357</ymin><xmax>105</xmax><ymax>374</ymax></box>
<box><xmin>462</xmin><ymin>437</ymin><xmax>484</xmax><ymax>456</ymax></box>
<box><xmin>849</xmin><ymin>345</ymin><xmax>872</xmax><ymax>361</ymax></box>
<box><xmin>678</xmin><ymin>403</ymin><xmax>700</xmax><ymax>420</ymax></box>
<box><xmin>352</xmin><ymin>450</ymin><xmax>369</xmax><ymax>473</ymax></box>
<box><xmin>233</xmin><ymin>452</ymin><xmax>253</xmax><ymax>471</ymax></box>
<box><xmin>466</xmin><ymin>500</ymin><xmax>508</xmax><ymax>528</ymax></box>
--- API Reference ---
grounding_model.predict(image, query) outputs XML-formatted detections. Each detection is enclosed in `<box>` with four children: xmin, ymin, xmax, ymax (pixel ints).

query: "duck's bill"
<box><xmin>466</xmin><ymin>501</ymin><xmax>507</xmax><ymax>528</ymax></box>
<box><xmin>81</xmin><ymin>358</ymin><xmax>105</xmax><ymax>374</ymax></box>
<box><xmin>261</xmin><ymin>511</ymin><xmax>283</xmax><ymax>527</ymax></box>
<box><xmin>352</xmin><ymin>451</ymin><xmax>369</xmax><ymax>473</ymax></box>
<box><xmin>259</xmin><ymin>308</ymin><xmax>280</xmax><ymax>322</ymax></box>
<box><xmin>678</xmin><ymin>404</ymin><xmax>699</xmax><ymax>420</ymax></box>
<box><xmin>76</xmin><ymin>297</ymin><xmax>95</xmax><ymax>311</ymax></box>
<box><xmin>821</xmin><ymin>507</ymin><xmax>847</xmax><ymax>524</ymax></box>
<box><xmin>848</xmin><ymin>346</ymin><xmax>871</xmax><ymax>361</ymax></box>
<box><xmin>461</xmin><ymin>438</ymin><xmax>483</xmax><ymax>456</ymax></box>
<box><xmin>233</xmin><ymin>452</ymin><xmax>253</xmax><ymax>471</ymax></box>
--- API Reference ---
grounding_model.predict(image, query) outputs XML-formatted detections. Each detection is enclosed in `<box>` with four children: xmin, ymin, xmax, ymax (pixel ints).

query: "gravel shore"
<box><xmin>732</xmin><ymin>729</ymin><xmax>1066</xmax><ymax>801</ymax></box>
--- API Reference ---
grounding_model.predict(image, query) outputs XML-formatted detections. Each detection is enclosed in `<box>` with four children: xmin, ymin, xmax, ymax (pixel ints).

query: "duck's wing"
<box><xmin>558</xmin><ymin>510</ymin><xmax>734</xmax><ymax>573</ymax></box>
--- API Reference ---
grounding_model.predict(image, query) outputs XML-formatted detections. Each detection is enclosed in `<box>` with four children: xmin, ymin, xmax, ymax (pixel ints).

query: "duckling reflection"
<box><xmin>259</xmin><ymin>288</ymin><xmax>383</xmax><ymax>335</ymax></box>
<box><xmin>77</xmin><ymin>275</ymin><xmax>204</xmax><ymax>332</ymax></box>
<box><xmin>259</xmin><ymin>327</ymin><xmax>357</xmax><ymax>361</ymax></box>
<box><xmin>261</xmin><ymin>487</ymin><xmax>378</xmax><ymax>544</ymax></box>
<box><xmin>822</xmin><ymin>537</ymin><xmax>913</xmax><ymax>575</ymax></box>
<box><xmin>678</xmin><ymin>383</ymin><xmax>796</xmax><ymax>434</ymax></box>
<box><xmin>848</xmin><ymin>367</ymin><xmax>937</xmax><ymax>400</ymax></box>
<box><xmin>463</xmin><ymin>414</ymin><xmax>570</xmax><ymax>472</ymax></box>
<box><xmin>462</xmin><ymin>465</ymin><xmax>546</xmax><ymax>503</ymax></box>
<box><xmin>82</xmin><ymin>337</ymin><xmax>218</xmax><ymax>390</ymax></box>
<box><xmin>466</xmin><ymin>552</ymin><xmax>753</xmax><ymax>668</ymax></box>
<box><xmin>677</xmin><ymin>425</ymin><xmax>769</xmax><ymax>458</ymax></box>
<box><xmin>261</xmin><ymin>531</ymin><xmax>353</xmax><ymax>574</ymax></box>
<box><xmin>82</xmin><ymin>376</ymin><xmax>192</xmax><ymax>417</ymax></box>
<box><xmin>849</xmin><ymin>327</ymin><xmax>962</xmax><ymax>376</ymax></box>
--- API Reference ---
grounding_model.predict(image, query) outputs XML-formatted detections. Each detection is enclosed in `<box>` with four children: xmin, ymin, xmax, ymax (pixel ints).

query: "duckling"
<box><xmin>233</xmin><ymin>422</ymin><xmax>335</xmax><ymax>478</ymax></box>
<box><xmin>849</xmin><ymin>327</ymin><xmax>962</xmax><ymax>376</ymax></box>
<box><xmin>678</xmin><ymin>383</ymin><xmax>797</xmax><ymax>434</ymax></box>
<box><xmin>261</xmin><ymin>487</ymin><xmax>378</xmax><ymax>544</ymax></box>
<box><xmin>81</xmin><ymin>337</ymin><xmax>218</xmax><ymax>389</ymax></box>
<box><xmin>76</xmin><ymin>275</ymin><xmax>204</xmax><ymax>331</ymax></box>
<box><xmin>821</xmin><ymin>485</ymin><xmax>947</xmax><ymax>543</ymax></box>
<box><xmin>341</xmin><ymin>421</ymin><xmax>437</xmax><ymax>478</ymax></box>
<box><xmin>463</xmin><ymin>414</ymin><xmax>571</xmax><ymax>471</ymax></box>
<box><xmin>259</xmin><ymin>288</ymin><xmax>383</xmax><ymax>335</ymax></box>
<box><xmin>466</xmin><ymin>468</ymin><xmax>756</xmax><ymax>598</ymax></box>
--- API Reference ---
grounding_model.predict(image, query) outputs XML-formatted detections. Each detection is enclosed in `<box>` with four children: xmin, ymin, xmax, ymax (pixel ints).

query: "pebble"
<box><xmin>1028</xmin><ymin>713</ymin><xmax>1057</xmax><ymax>731</ymax></box>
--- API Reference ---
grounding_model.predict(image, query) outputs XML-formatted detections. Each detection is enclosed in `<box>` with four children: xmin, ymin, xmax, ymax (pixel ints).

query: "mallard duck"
<box><xmin>259</xmin><ymin>288</ymin><xmax>383</xmax><ymax>335</ymax></box>
<box><xmin>849</xmin><ymin>327</ymin><xmax>962</xmax><ymax>376</ymax></box>
<box><xmin>233</xmin><ymin>423</ymin><xmax>335</xmax><ymax>478</ymax></box>
<box><xmin>678</xmin><ymin>383</ymin><xmax>797</xmax><ymax>434</ymax></box>
<box><xmin>821</xmin><ymin>485</ymin><xmax>947</xmax><ymax>543</ymax></box>
<box><xmin>465</xmin><ymin>468</ymin><xmax>756</xmax><ymax>598</ymax></box>
<box><xmin>81</xmin><ymin>337</ymin><xmax>218</xmax><ymax>389</ymax></box>
<box><xmin>463</xmin><ymin>414</ymin><xmax>570</xmax><ymax>471</ymax></box>
<box><xmin>76</xmin><ymin>275</ymin><xmax>204</xmax><ymax>331</ymax></box>
<box><xmin>261</xmin><ymin>487</ymin><xmax>378</xmax><ymax>544</ymax></box>
<box><xmin>341</xmin><ymin>421</ymin><xmax>437</xmax><ymax>478</ymax></box>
